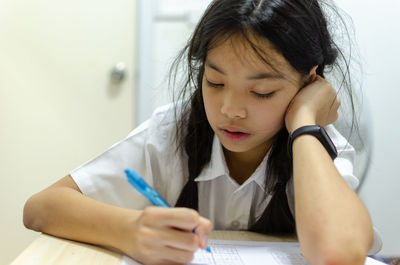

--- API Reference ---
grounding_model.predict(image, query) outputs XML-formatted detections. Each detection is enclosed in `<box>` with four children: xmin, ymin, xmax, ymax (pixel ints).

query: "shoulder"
<box><xmin>122</xmin><ymin>103</ymin><xmax>185</xmax><ymax>154</ymax></box>
<box><xmin>140</xmin><ymin>103</ymin><xmax>189</xmax><ymax>204</ymax></box>
<box><xmin>136</xmin><ymin>103</ymin><xmax>185</xmax><ymax>155</ymax></box>
<box><xmin>70</xmin><ymin>103</ymin><xmax>188</xmax><ymax>207</ymax></box>
<box><xmin>127</xmin><ymin>103</ymin><xmax>177</xmax><ymax>138</ymax></box>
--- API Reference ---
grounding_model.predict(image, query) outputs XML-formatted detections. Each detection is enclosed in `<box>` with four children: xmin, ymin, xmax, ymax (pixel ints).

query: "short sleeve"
<box><xmin>70</xmin><ymin>104</ymin><xmax>187</xmax><ymax>209</ymax></box>
<box><xmin>326</xmin><ymin>125</ymin><xmax>359</xmax><ymax>190</ymax></box>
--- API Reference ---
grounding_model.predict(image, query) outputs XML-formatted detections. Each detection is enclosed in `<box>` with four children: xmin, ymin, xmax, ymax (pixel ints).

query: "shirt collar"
<box><xmin>194</xmin><ymin>134</ymin><xmax>270</xmax><ymax>192</ymax></box>
<box><xmin>194</xmin><ymin>135</ymin><xmax>228</xmax><ymax>182</ymax></box>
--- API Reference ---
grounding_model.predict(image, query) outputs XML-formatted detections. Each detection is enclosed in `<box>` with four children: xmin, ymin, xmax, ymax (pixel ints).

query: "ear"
<box><xmin>307</xmin><ymin>65</ymin><xmax>318</xmax><ymax>83</ymax></box>
<box><xmin>309</xmin><ymin>65</ymin><xmax>318</xmax><ymax>75</ymax></box>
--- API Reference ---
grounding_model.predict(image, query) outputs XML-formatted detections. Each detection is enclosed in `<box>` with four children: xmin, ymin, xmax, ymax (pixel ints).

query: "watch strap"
<box><xmin>288</xmin><ymin>125</ymin><xmax>338</xmax><ymax>160</ymax></box>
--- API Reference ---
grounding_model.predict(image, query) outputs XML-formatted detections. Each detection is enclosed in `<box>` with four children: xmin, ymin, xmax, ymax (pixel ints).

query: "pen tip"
<box><xmin>206</xmin><ymin>246</ymin><xmax>211</xmax><ymax>253</ymax></box>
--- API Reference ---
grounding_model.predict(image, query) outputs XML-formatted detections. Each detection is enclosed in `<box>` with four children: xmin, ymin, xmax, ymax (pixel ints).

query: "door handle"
<box><xmin>110</xmin><ymin>62</ymin><xmax>126</xmax><ymax>83</ymax></box>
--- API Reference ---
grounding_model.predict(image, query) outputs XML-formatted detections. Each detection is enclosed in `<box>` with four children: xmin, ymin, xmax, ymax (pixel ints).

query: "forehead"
<box><xmin>206</xmin><ymin>33</ymin><xmax>299</xmax><ymax>79</ymax></box>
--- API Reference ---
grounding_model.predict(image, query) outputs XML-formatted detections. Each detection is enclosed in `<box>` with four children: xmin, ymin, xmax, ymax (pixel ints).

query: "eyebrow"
<box><xmin>205</xmin><ymin>61</ymin><xmax>285</xmax><ymax>80</ymax></box>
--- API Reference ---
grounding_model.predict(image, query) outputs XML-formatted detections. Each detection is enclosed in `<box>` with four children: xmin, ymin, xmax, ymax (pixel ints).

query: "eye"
<box><xmin>206</xmin><ymin>79</ymin><xmax>224</xmax><ymax>88</ymax></box>
<box><xmin>252</xmin><ymin>91</ymin><xmax>275</xmax><ymax>99</ymax></box>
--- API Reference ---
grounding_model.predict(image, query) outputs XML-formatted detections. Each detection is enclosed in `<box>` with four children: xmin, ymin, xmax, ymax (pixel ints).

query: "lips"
<box><xmin>219</xmin><ymin>126</ymin><xmax>251</xmax><ymax>141</ymax></box>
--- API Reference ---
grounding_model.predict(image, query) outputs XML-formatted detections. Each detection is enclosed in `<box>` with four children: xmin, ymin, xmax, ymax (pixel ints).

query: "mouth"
<box><xmin>219</xmin><ymin>127</ymin><xmax>251</xmax><ymax>141</ymax></box>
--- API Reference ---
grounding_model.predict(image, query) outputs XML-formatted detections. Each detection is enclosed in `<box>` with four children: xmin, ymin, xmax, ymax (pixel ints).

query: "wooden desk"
<box><xmin>11</xmin><ymin>231</ymin><xmax>296</xmax><ymax>265</ymax></box>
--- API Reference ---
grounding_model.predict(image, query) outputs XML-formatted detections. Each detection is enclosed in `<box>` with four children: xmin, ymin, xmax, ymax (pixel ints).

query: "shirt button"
<box><xmin>230</xmin><ymin>220</ymin><xmax>240</xmax><ymax>229</ymax></box>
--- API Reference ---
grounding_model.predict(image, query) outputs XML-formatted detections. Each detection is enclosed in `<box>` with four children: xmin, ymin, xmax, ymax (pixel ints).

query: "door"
<box><xmin>136</xmin><ymin>0</ymin><xmax>212</xmax><ymax>124</ymax></box>
<box><xmin>0</xmin><ymin>1</ymin><xmax>136</xmax><ymax>263</ymax></box>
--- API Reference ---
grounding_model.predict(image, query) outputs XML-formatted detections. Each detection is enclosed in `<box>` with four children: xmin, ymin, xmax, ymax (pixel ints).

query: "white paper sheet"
<box><xmin>121</xmin><ymin>240</ymin><xmax>385</xmax><ymax>265</ymax></box>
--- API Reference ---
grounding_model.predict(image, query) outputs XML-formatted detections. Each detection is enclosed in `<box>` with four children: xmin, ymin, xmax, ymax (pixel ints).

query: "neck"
<box><xmin>223</xmin><ymin>143</ymin><xmax>271</xmax><ymax>185</ymax></box>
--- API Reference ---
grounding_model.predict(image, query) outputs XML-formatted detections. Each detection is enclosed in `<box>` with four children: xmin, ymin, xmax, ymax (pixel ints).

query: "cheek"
<box><xmin>202</xmin><ymin>86</ymin><xmax>218</xmax><ymax>121</ymax></box>
<box><xmin>251</xmin><ymin>96</ymin><xmax>293</xmax><ymax>130</ymax></box>
<box><xmin>202</xmin><ymin>86</ymin><xmax>211</xmax><ymax>111</ymax></box>
<box><xmin>202</xmin><ymin>82</ymin><xmax>221</xmax><ymax>106</ymax></box>
<box><xmin>252</xmin><ymin>105</ymin><xmax>285</xmax><ymax>131</ymax></box>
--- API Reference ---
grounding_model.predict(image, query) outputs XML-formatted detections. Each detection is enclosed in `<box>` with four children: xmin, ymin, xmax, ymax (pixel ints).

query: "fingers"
<box><xmin>286</xmin><ymin>75</ymin><xmax>340</xmax><ymax>131</ymax></box>
<box><xmin>134</xmin><ymin>232</ymin><xmax>196</xmax><ymax>265</ymax></box>
<box><xmin>194</xmin><ymin>216</ymin><xmax>213</xmax><ymax>249</ymax></box>
<box><xmin>130</xmin><ymin>207</ymin><xmax>213</xmax><ymax>264</ymax></box>
<box><xmin>141</xmin><ymin>207</ymin><xmax>201</xmax><ymax>231</ymax></box>
<box><xmin>136</xmin><ymin>226</ymin><xmax>199</xmax><ymax>252</ymax></box>
<box><xmin>139</xmin><ymin>207</ymin><xmax>213</xmax><ymax>249</ymax></box>
<box><xmin>162</xmin><ymin>229</ymin><xmax>201</xmax><ymax>251</ymax></box>
<box><xmin>317</xmin><ymin>77</ymin><xmax>340</xmax><ymax>125</ymax></box>
<box><xmin>160</xmin><ymin>246</ymin><xmax>196</xmax><ymax>264</ymax></box>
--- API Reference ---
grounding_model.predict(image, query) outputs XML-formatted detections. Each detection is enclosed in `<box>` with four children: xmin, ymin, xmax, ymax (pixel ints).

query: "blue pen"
<box><xmin>124</xmin><ymin>168</ymin><xmax>211</xmax><ymax>253</ymax></box>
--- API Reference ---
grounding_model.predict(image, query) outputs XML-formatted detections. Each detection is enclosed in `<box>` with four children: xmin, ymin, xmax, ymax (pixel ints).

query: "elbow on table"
<box><xmin>315</xmin><ymin>245</ymin><xmax>369</xmax><ymax>265</ymax></box>
<box><xmin>23</xmin><ymin>194</ymin><xmax>46</xmax><ymax>232</ymax></box>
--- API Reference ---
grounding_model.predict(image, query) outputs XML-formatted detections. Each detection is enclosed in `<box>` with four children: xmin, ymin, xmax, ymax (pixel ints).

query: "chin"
<box><xmin>217</xmin><ymin>132</ymin><xmax>274</xmax><ymax>157</ymax></box>
<box><xmin>218</xmin><ymin>137</ymin><xmax>254</xmax><ymax>153</ymax></box>
<box><xmin>222</xmin><ymin>145</ymin><xmax>248</xmax><ymax>153</ymax></box>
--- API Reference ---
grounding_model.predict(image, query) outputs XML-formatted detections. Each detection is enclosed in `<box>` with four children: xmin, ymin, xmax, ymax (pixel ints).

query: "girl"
<box><xmin>23</xmin><ymin>0</ymin><xmax>381</xmax><ymax>264</ymax></box>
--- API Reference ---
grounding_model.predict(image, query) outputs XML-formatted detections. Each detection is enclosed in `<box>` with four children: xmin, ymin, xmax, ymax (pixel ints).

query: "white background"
<box><xmin>337</xmin><ymin>0</ymin><xmax>400</xmax><ymax>256</ymax></box>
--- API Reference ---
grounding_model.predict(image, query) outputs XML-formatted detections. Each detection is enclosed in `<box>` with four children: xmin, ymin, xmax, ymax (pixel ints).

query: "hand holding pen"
<box><xmin>124</xmin><ymin>169</ymin><xmax>213</xmax><ymax>264</ymax></box>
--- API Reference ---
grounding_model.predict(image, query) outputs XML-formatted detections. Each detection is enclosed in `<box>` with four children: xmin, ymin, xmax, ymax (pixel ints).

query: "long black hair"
<box><xmin>171</xmin><ymin>0</ymin><xmax>355</xmax><ymax>235</ymax></box>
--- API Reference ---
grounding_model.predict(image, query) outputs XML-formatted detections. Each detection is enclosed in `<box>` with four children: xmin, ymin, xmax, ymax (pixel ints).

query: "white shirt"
<box><xmin>70</xmin><ymin>103</ymin><xmax>382</xmax><ymax>254</ymax></box>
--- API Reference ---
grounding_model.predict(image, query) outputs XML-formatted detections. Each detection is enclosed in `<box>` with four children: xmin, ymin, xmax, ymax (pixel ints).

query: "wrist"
<box><xmin>286</xmin><ymin>119</ymin><xmax>317</xmax><ymax>134</ymax></box>
<box><xmin>285</xmin><ymin>109</ymin><xmax>317</xmax><ymax>134</ymax></box>
<box><xmin>111</xmin><ymin>208</ymin><xmax>141</xmax><ymax>252</ymax></box>
<box><xmin>288</xmin><ymin>125</ymin><xmax>337</xmax><ymax>160</ymax></box>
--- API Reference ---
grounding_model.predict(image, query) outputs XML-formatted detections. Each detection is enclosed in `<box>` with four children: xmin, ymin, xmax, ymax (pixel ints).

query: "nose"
<box><xmin>220</xmin><ymin>89</ymin><xmax>247</xmax><ymax>119</ymax></box>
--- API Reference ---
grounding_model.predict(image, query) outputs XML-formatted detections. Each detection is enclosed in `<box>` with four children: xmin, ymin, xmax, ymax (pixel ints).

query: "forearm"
<box><xmin>293</xmin><ymin>135</ymin><xmax>373</xmax><ymax>265</ymax></box>
<box><xmin>23</xmin><ymin>186</ymin><xmax>139</xmax><ymax>251</ymax></box>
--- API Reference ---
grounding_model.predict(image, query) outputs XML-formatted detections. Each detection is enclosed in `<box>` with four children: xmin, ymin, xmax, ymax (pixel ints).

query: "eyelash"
<box><xmin>206</xmin><ymin>80</ymin><xmax>223</xmax><ymax>88</ymax></box>
<box><xmin>252</xmin><ymin>91</ymin><xmax>275</xmax><ymax>99</ymax></box>
<box><xmin>206</xmin><ymin>79</ymin><xmax>275</xmax><ymax>99</ymax></box>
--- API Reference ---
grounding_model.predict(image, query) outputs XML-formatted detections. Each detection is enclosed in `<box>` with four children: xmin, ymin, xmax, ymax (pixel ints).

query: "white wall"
<box><xmin>136</xmin><ymin>0</ymin><xmax>212</xmax><ymax>124</ymax></box>
<box><xmin>138</xmin><ymin>0</ymin><xmax>400</xmax><ymax>256</ymax></box>
<box><xmin>334</xmin><ymin>0</ymin><xmax>400</xmax><ymax>256</ymax></box>
<box><xmin>0</xmin><ymin>1</ymin><xmax>136</xmax><ymax>264</ymax></box>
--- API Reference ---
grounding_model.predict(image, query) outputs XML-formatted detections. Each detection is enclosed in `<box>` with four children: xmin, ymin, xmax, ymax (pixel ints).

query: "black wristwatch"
<box><xmin>288</xmin><ymin>125</ymin><xmax>337</xmax><ymax>160</ymax></box>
